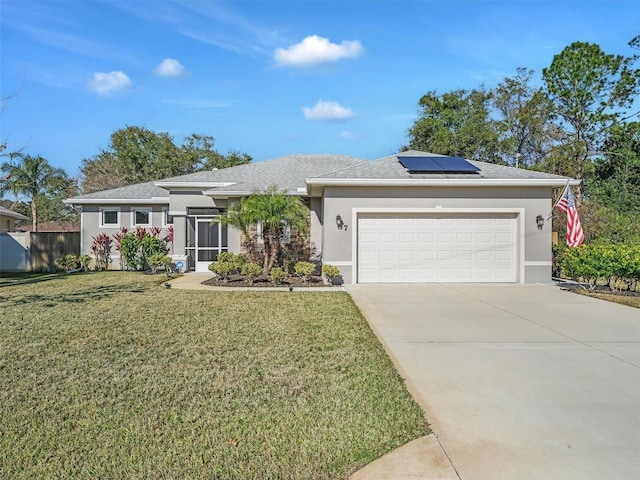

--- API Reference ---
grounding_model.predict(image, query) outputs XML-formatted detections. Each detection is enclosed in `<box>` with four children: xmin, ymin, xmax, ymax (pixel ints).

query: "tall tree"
<box><xmin>542</xmin><ymin>41</ymin><xmax>640</xmax><ymax>198</ymax></box>
<box><xmin>0</xmin><ymin>154</ymin><xmax>73</xmax><ymax>231</ymax></box>
<box><xmin>223</xmin><ymin>186</ymin><xmax>309</xmax><ymax>274</ymax></box>
<box><xmin>493</xmin><ymin>68</ymin><xmax>556</xmax><ymax>168</ymax></box>
<box><xmin>80</xmin><ymin>151</ymin><xmax>126</xmax><ymax>194</ymax></box>
<box><xmin>588</xmin><ymin>121</ymin><xmax>640</xmax><ymax>213</ymax></box>
<box><xmin>79</xmin><ymin>127</ymin><xmax>252</xmax><ymax>193</ymax></box>
<box><xmin>404</xmin><ymin>88</ymin><xmax>502</xmax><ymax>162</ymax></box>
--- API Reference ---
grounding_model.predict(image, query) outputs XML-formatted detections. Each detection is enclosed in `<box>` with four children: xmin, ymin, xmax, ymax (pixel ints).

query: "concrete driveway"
<box><xmin>346</xmin><ymin>284</ymin><xmax>640</xmax><ymax>480</ymax></box>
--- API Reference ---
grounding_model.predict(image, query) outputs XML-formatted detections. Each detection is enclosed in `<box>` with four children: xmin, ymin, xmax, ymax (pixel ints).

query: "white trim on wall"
<box><xmin>350</xmin><ymin>207</ymin><xmax>526</xmax><ymax>284</ymax></box>
<box><xmin>131</xmin><ymin>207</ymin><xmax>152</xmax><ymax>228</ymax></box>
<box><xmin>162</xmin><ymin>208</ymin><xmax>174</xmax><ymax>227</ymax></box>
<box><xmin>524</xmin><ymin>261</ymin><xmax>552</xmax><ymax>266</ymax></box>
<box><xmin>99</xmin><ymin>207</ymin><xmax>121</xmax><ymax>228</ymax></box>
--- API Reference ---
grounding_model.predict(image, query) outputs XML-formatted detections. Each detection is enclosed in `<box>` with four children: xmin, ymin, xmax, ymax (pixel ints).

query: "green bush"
<box><xmin>55</xmin><ymin>254</ymin><xmax>79</xmax><ymax>272</ymax></box>
<box><xmin>557</xmin><ymin>244</ymin><xmax>640</xmax><ymax>291</ymax></box>
<box><xmin>322</xmin><ymin>264</ymin><xmax>340</xmax><ymax>284</ymax></box>
<box><xmin>120</xmin><ymin>231</ymin><xmax>168</xmax><ymax>271</ymax></box>
<box><xmin>147</xmin><ymin>254</ymin><xmax>172</xmax><ymax>274</ymax></box>
<box><xmin>78</xmin><ymin>255</ymin><xmax>92</xmax><ymax>271</ymax></box>
<box><xmin>208</xmin><ymin>252</ymin><xmax>246</xmax><ymax>282</ymax></box>
<box><xmin>270</xmin><ymin>267</ymin><xmax>286</xmax><ymax>285</ymax></box>
<box><xmin>294</xmin><ymin>261</ymin><xmax>316</xmax><ymax>283</ymax></box>
<box><xmin>242</xmin><ymin>262</ymin><xmax>263</xmax><ymax>284</ymax></box>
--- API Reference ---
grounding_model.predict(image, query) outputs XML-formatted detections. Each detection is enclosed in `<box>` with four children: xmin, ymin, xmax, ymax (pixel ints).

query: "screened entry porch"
<box><xmin>185</xmin><ymin>209</ymin><xmax>228</xmax><ymax>272</ymax></box>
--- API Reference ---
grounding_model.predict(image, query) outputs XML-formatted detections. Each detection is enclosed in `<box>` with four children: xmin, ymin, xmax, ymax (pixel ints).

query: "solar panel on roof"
<box><xmin>398</xmin><ymin>156</ymin><xmax>480</xmax><ymax>173</ymax></box>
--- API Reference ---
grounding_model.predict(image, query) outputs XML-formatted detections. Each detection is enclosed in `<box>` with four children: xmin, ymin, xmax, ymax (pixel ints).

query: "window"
<box><xmin>131</xmin><ymin>208</ymin><xmax>151</xmax><ymax>227</ymax></box>
<box><xmin>99</xmin><ymin>207</ymin><xmax>120</xmax><ymax>228</ymax></box>
<box><xmin>163</xmin><ymin>208</ymin><xmax>173</xmax><ymax>227</ymax></box>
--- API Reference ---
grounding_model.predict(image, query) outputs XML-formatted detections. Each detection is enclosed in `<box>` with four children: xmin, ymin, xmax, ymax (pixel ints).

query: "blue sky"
<box><xmin>1</xmin><ymin>0</ymin><xmax>638</xmax><ymax>178</ymax></box>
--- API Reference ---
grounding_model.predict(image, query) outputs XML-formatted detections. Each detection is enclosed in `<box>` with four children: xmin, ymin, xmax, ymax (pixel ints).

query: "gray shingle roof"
<box><xmin>0</xmin><ymin>206</ymin><xmax>29</xmax><ymax>220</ymax></box>
<box><xmin>66</xmin><ymin>150</ymin><xmax>573</xmax><ymax>204</ymax></box>
<box><xmin>67</xmin><ymin>154</ymin><xmax>368</xmax><ymax>202</ymax></box>
<box><xmin>161</xmin><ymin>153</ymin><xmax>369</xmax><ymax>193</ymax></box>
<box><xmin>313</xmin><ymin>150</ymin><xmax>572</xmax><ymax>181</ymax></box>
<box><xmin>67</xmin><ymin>181</ymin><xmax>169</xmax><ymax>201</ymax></box>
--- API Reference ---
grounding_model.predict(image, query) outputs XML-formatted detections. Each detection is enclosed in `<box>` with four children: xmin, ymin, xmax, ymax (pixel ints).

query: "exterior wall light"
<box><xmin>536</xmin><ymin>215</ymin><xmax>544</xmax><ymax>230</ymax></box>
<box><xmin>336</xmin><ymin>214</ymin><xmax>344</xmax><ymax>230</ymax></box>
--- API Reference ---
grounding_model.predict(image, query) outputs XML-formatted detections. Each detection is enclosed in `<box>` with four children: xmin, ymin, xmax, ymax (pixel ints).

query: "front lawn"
<box><xmin>0</xmin><ymin>272</ymin><xmax>429</xmax><ymax>479</ymax></box>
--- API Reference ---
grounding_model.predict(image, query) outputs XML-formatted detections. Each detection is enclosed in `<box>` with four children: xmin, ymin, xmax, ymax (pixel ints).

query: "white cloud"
<box><xmin>338</xmin><ymin>130</ymin><xmax>361</xmax><ymax>141</ymax></box>
<box><xmin>87</xmin><ymin>71</ymin><xmax>131</xmax><ymax>96</ymax></box>
<box><xmin>303</xmin><ymin>101</ymin><xmax>357</xmax><ymax>122</ymax></box>
<box><xmin>154</xmin><ymin>58</ymin><xmax>190</xmax><ymax>78</ymax></box>
<box><xmin>274</xmin><ymin>35</ymin><xmax>364</xmax><ymax>67</ymax></box>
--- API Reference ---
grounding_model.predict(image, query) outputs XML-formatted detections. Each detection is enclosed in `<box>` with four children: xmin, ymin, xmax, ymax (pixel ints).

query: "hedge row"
<box><xmin>555</xmin><ymin>244</ymin><xmax>640</xmax><ymax>291</ymax></box>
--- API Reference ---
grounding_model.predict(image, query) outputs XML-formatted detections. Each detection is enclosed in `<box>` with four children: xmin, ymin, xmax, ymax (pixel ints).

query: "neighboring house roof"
<box><xmin>16</xmin><ymin>221</ymin><xmax>80</xmax><ymax>232</ymax></box>
<box><xmin>0</xmin><ymin>206</ymin><xmax>29</xmax><ymax>220</ymax></box>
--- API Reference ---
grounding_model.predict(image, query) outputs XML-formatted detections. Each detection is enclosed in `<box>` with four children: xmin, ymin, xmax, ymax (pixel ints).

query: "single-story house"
<box><xmin>0</xmin><ymin>206</ymin><xmax>28</xmax><ymax>232</ymax></box>
<box><xmin>65</xmin><ymin>150</ymin><xmax>577</xmax><ymax>284</ymax></box>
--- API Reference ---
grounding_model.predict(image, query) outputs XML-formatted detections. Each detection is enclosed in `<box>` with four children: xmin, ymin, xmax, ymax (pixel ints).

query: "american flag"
<box><xmin>556</xmin><ymin>186</ymin><xmax>584</xmax><ymax>247</ymax></box>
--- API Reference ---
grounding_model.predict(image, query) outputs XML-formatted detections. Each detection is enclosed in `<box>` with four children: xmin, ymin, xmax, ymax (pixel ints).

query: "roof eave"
<box><xmin>306</xmin><ymin>178</ymin><xmax>580</xmax><ymax>188</ymax></box>
<box><xmin>63</xmin><ymin>197</ymin><xmax>169</xmax><ymax>205</ymax></box>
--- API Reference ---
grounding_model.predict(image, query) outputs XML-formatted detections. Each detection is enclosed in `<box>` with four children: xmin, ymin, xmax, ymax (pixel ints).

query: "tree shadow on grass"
<box><xmin>0</xmin><ymin>283</ymin><xmax>148</xmax><ymax>307</ymax></box>
<box><xmin>0</xmin><ymin>273</ymin><xmax>67</xmax><ymax>288</ymax></box>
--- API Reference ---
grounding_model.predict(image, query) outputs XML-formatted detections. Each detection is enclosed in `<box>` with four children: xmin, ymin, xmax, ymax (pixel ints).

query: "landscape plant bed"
<box><xmin>0</xmin><ymin>272</ymin><xmax>428</xmax><ymax>479</ymax></box>
<box><xmin>202</xmin><ymin>273</ymin><xmax>335</xmax><ymax>288</ymax></box>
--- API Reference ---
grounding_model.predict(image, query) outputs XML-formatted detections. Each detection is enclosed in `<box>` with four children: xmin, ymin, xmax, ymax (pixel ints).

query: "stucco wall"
<box><xmin>81</xmin><ymin>205</ymin><xmax>170</xmax><ymax>262</ymax></box>
<box><xmin>0</xmin><ymin>215</ymin><xmax>18</xmax><ymax>232</ymax></box>
<box><xmin>320</xmin><ymin>185</ymin><xmax>552</xmax><ymax>284</ymax></box>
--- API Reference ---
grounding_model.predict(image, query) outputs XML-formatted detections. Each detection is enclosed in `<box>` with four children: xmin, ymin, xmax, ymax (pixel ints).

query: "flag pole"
<box><xmin>547</xmin><ymin>180</ymin><xmax>570</xmax><ymax>220</ymax></box>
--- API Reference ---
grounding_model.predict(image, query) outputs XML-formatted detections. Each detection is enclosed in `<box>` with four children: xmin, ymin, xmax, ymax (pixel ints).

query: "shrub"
<box><xmin>294</xmin><ymin>261</ymin><xmax>316</xmax><ymax>283</ymax></box>
<box><xmin>556</xmin><ymin>244</ymin><xmax>640</xmax><ymax>291</ymax></box>
<box><xmin>78</xmin><ymin>255</ymin><xmax>92</xmax><ymax>271</ymax></box>
<box><xmin>120</xmin><ymin>232</ymin><xmax>142</xmax><ymax>270</ymax></box>
<box><xmin>56</xmin><ymin>254</ymin><xmax>79</xmax><ymax>272</ymax></box>
<box><xmin>147</xmin><ymin>254</ymin><xmax>172</xmax><ymax>274</ymax></box>
<box><xmin>270</xmin><ymin>267</ymin><xmax>286</xmax><ymax>285</ymax></box>
<box><xmin>208</xmin><ymin>252</ymin><xmax>246</xmax><ymax>282</ymax></box>
<box><xmin>322</xmin><ymin>264</ymin><xmax>340</xmax><ymax>284</ymax></box>
<box><xmin>242</xmin><ymin>262</ymin><xmax>263</xmax><ymax>284</ymax></box>
<box><xmin>91</xmin><ymin>233</ymin><xmax>112</xmax><ymax>271</ymax></box>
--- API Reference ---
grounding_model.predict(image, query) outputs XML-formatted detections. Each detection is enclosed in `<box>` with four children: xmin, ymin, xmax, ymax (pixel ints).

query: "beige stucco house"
<box><xmin>65</xmin><ymin>150</ymin><xmax>577</xmax><ymax>284</ymax></box>
<box><xmin>0</xmin><ymin>206</ymin><xmax>28</xmax><ymax>232</ymax></box>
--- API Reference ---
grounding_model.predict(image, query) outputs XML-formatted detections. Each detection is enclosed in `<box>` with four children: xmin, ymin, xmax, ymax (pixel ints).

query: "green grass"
<box><xmin>0</xmin><ymin>272</ymin><xmax>429</xmax><ymax>479</ymax></box>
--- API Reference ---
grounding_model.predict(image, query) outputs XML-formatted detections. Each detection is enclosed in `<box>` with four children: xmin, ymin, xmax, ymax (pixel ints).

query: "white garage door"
<box><xmin>357</xmin><ymin>214</ymin><xmax>518</xmax><ymax>283</ymax></box>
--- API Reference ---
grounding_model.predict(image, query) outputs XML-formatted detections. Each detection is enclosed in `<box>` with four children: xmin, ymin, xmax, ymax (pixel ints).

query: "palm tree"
<box><xmin>0</xmin><ymin>154</ymin><xmax>69</xmax><ymax>232</ymax></box>
<box><xmin>223</xmin><ymin>185</ymin><xmax>309</xmax><ymax>273</ymax></box>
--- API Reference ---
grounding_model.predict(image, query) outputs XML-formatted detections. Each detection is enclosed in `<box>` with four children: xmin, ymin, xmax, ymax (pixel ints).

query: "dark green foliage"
<box><xmin>405</xmin><ymin>88</ymin><xmax>502</xmax><ymax>163</ymax></box>
<box><xmin>119</xmin><ymin>230</ymin><xmax>168</xmax><ymax>271</ymax></box>
<box><xmin>80</xmin><ymin>127</ymin><xmax>252</xmax><ymax>194</ymax></box>
<box><xmin>556</xmin><ymin>244</ymin><xmax>640</xmax><ymax>291</ymax></box>
<box><xmin>223</xmin><ymin>186</ymin><xmax>310</xmax><ymax>274</ymax></box>
<box><xmin>0</xmin><ymin>154</ymin><xmax>77</xmax><ymax>231</ymax></box>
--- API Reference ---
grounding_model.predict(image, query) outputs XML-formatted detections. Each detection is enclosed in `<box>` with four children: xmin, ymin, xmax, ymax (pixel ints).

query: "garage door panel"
<box><xmin>358</xmin><ymin>214</ymin><xmax>517</xmax><ymax>283</ymax></box>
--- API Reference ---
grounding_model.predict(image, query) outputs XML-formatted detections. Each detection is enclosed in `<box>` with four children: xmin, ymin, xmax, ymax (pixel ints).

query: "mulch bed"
<box><xmin>202</xmin><ymin>274</ymin><xmax>336</xmax><ymax>288</ymax></box>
